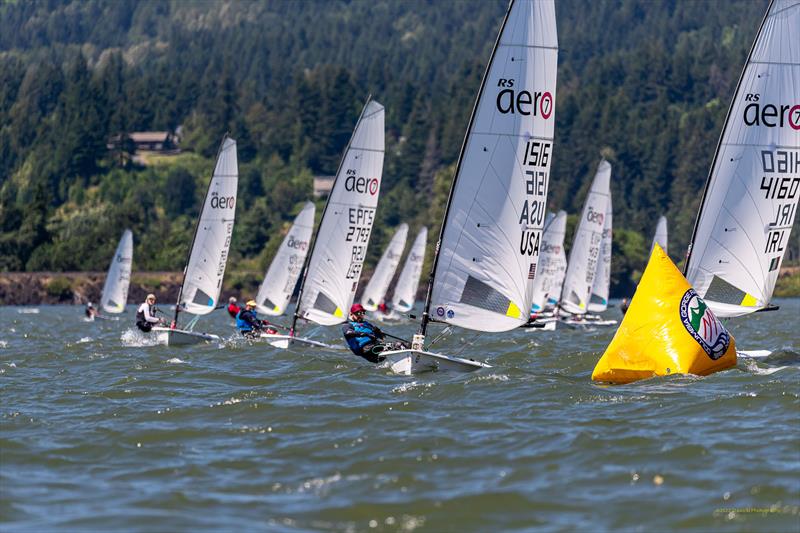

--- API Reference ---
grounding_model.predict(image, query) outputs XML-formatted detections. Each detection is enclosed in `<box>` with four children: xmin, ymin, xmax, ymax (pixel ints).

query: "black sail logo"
<box><xmin>742</xmin><ymin>94</ymin><xmax>800</xmax><ymax>130</ymax></box>
<box><xmin>495</xmin><ymin>79</ymin><xmax>553</xmax><ymax>120</ymax></box>
<box><xmin>210</xmin><ymin>191</ymin><xmax>235</xmax><ymax>209</ymax></box>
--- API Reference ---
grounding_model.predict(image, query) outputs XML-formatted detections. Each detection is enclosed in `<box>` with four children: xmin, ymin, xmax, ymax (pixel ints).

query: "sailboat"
<box><xmin>583</xmin><ymin>195</ymin><xmax>617</xmax><ymax>327</ymax></box>
<box><xmin>559</xmin><ymin>160</ymin><xmax>611</xmax><ymax>324</ymax></box>
<box><xmin>650</xmin><ymin>215</ymin><xmax>668</xmax><ymax>255</ymax></box>
<box><xmin>525</xmin><ymin>210</ymin><xmax>567</xmax><ymax>330</ymax></box>
<box><xmin>361</xmin><ymin>223</ymin><xmax>408</xmax><ymax>312</ymax></box>
<box><xmin>529</xmin><ymin>210</ymin><xmax>557</xmax><ymax>316</ymax></box>
<box><xmin>546</xmin><ymin>231</ymin><xmax>568</xmax><ymax>311</ymax></box>
<box><xmin>684</xmin><ymin>0</ymin><xmax>799</xmax><ymax>318</ymax></box>
<box><xmin>153</xmin><ymin>136</ymin><xmax>238</xmax><ymax>346</ymax></box>
<box><xmin>387</xmin><ymin>226</ymin><xmax>427</xmax><ymax>318</ymax></box>
<box><xmin>97</xmin><ymin>229</ymin><xmax>133</xmax><ymax>318</ymax></box>
<box><xmin>265</xmin><ymin>98</ymin><xmax>385</xmax><ymax>350</ymax></box>
<box><xmin>255</xmin><ymin>201</ymin><xmax>315</xmax><ymax>317</ymax></box>
<box><xmin>592</xmin><ymin>0</ymin><xmax>797</xmax><ymax>382</ymax></box>
<box><xmin>382</xmin><ymin>0</ymin><xmax>559</xmax><ymax>374</ymax></box>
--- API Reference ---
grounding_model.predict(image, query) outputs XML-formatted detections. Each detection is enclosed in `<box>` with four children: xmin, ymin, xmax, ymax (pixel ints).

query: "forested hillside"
<box><xmin>1</xmin><ymin>0</ymin><xmax>793</xmax><ymax>296</ymax></box>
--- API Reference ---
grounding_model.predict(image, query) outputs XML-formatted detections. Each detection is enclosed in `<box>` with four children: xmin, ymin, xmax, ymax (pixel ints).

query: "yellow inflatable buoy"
<box><xmin>592</xmin><ymin>244</ymin><xmax>736</xmax><ymax>384</ymax></box>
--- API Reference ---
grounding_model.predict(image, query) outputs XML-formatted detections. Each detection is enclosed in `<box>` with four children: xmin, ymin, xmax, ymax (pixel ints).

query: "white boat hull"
<box><xmin>381</xmin><ymin>349</ymin><xmax>490</xmax><ymax>375</ymax></box>
<box><xmin>522</xmin><ymin>316</ymin><xmax>557</xmax><ymax>331</ymax></box>
<box><xmin>738</xmin><ymin>349</ymin><xmax>772</xmax><ymax>359</ymax></box>
<box><xmin>152</xmin><ymin>327</ymin><xmax>219</xmax><ymax>346</ymax></box>
<box><xmin>258</xmin><ymin>333</ymin><xmax>339</xmax><ymax>350</ymax></box>
<box><xmin>560</xmin><ymin>315</ymin><xmax>617</xmax><ymax>328</ymax></box>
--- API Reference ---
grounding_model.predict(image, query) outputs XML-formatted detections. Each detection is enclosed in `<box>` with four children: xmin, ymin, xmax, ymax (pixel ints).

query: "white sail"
<box><xmin>179</xmin><ymin>137</ymin><xmax>238</xmax><ymax>316</ymax></box>
<box><xmin>530</xmin><ymin>211</ymin><xmax>566</xmax><ymax>312</ymax></box>
<box><xmin>560</xmin><ymin>160</ymin><xmax>611</xmax><ymax>315</ymax></box>
<box><xmin>685</xmin><ymin>0</ymin><xmax>799</xmax><ymax>318</ymax></box>
<box><xmin>391</xmin><ymin>227</ymin><xmax>428</xmax><ymax>313</ymax></box>
<box><xmin>362</xmin><ymin>224</ymin><xmax>408</xmax><ymax>311</ymax></box>
<box><xmin>428</xmin><ymin>0</ymin><xmax>558</xmax><ymax>332</ymax></box>
<box><xmin>256</xmin><ymin>201</ymin><xmax>315</xmax><ymax>316</ymax></box>
<box><xmin>548</xmin><ymin>245</ymin><xmax>567</xmax><ymax>309</ymax></box>
<box><xmin>588</xmin><ymin>194</ymin><xmax>612</xmax><ymax>312</ymax></box>
<box><xmin>297</xmin><ymin>99</ymin><xmax>385</xmax><ymax>326</ymax></box>
<box><xmin>100</xmin><ymin>229</ymin><xmax>133</xmax><ymax>313</ymax></box>
<box><xmin>650</xmin><ymin>215</ymin><xmax>668</xmax><ymax>255</ymax></box>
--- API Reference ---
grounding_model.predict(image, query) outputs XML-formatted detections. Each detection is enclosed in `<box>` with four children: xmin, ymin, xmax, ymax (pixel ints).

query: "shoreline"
<box><xmin>0</xmin><ymin>272</ymin><xmax>261</xmax><ymax>306</ymax></box>
<box><xmin>2</xmin><ymin>267</ymin><xmax>799</xmax><ymax>305</ymax></box>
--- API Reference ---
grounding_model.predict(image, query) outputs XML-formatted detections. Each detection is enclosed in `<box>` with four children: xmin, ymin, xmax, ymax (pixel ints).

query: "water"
<box><xmin>1</xmin><ymin>301</ymin><xmax>798</xmax><ymax>532</ymax></box>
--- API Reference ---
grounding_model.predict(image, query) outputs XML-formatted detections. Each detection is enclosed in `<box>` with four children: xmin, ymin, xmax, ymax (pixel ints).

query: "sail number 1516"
<box><xmin>523</xmin><ymin>141</ymin><xmax>551</xmax><ymax>168</ymax></box>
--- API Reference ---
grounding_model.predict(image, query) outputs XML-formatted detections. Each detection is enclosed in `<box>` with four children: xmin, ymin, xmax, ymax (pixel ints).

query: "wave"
<box><xmin>120</xmin><ymin>329</ymin><xmax>159</xmax><ymax>347</ymax></box>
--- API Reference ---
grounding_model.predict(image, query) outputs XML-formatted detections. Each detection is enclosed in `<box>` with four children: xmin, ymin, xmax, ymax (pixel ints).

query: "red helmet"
<box><xmin>350</xmin><ymin>303</ymin><xmax>365</xmax><ymax>314</ymax></box>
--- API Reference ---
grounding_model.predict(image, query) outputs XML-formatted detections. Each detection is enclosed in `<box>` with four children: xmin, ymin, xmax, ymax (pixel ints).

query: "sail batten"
<box><xmin>423</xmin><ymin>0</ymin><xmax>559</xmax><ymax>334</ymax></box>
<box><xmin>685</xmin><ymin>0</ymin><xmax>799</xmax><ymax>318</ymax></box>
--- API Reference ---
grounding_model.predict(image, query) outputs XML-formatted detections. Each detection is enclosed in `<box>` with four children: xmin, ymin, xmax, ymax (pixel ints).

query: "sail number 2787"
<box><xmin>345</xmin><ymin>207</ymin><xmax>375</xmax><ymax>279</ymax></box>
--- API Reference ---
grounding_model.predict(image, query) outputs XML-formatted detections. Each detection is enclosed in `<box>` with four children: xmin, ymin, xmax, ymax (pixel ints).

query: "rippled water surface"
<box><xmin>1</xmin><ymin>301</ymin><xmax>799</xmax><ymax>532</ymax></box>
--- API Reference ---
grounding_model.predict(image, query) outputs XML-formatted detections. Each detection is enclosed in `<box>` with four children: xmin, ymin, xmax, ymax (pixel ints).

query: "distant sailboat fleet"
<box><xmin>84</xmin><ymin>0</ymin><xmax>797</xmax><ymax>382</ymax></box>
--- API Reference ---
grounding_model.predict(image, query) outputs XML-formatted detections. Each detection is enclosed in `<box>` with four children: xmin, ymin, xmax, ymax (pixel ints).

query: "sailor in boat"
<box><xmin>226</xmin><ymin>296</ymin><xmax>241</xmax><ymax>320</ymax></box>
<box><xmin>235</xmin><ymin>300</ymin><xmax>277</xmax><ymax>338</ymax></box>
<box><xmin>342</xmin><ymin>303</ymin><xmax>405</xmax><ymax>363</ymax></box>
<box><xmin>85</xmin><ymin>302</ymin><xmax>99</xmax><ymax>319</ymax></box>
<box><xmin>620</xmin><ymin>298</ymin><xmax>629</xmax><ymax>316</ymax></box>
<box><xmin>136</xmin><ymin>294</ymin><xmax>164</xmax><ymax>332</ymax></box>
<box><xmin>377</xmin><ymin>301</ymin><xmax>389</xmax><ymax>315</ymax></box>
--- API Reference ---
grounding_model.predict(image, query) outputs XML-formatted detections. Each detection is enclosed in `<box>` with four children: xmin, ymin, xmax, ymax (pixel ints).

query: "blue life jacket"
<box><xmin>236</xmin><ymin>309</ymin><xmax>257</xmax><ymax>332</ymax></box>
<box><xmin>342</xmin><ymin>320</ymin><xmax>378</xmax><ymax>354</ymax></box>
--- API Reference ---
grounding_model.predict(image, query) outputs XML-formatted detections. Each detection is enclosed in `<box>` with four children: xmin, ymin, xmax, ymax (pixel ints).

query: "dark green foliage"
<box><xmin>163</xmin><ymin>167</ymin><xmax>197</xmax><ymax>219</ymax></box>
<box><xmin>45</xmin><ymin>277</ymin><xmax>73</xmax><ymax>301</ymax></box>
<box><xmin>1</xmin><ymin>0</ymin><xmax>795</xmax><ymax>298</ymax></box>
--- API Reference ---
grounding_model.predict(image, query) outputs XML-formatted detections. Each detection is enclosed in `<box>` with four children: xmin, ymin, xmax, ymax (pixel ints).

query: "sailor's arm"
<box><xmin>143</xmin><ymin>305</ymin><xmax>160</xmax><ymax>323</ymax></box>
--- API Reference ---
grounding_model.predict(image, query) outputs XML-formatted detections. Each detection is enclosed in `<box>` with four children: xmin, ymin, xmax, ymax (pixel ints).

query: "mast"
<box><xmin>290</xmin><ymin>95</ymin><xmax>373</xmax><ymax>335</ymax></box>
<box><xmin>683</xmin><ymin>0</ymin><xmax>774</xmax><ymax>275</ymax></box>
<box><xmin>419</xmin><ymin>0</ymin><xmax>516</xmax><ymax>338</ymax></box>
<box><xmin>172</xmin><ymin>134</ymin><xmax>229</xmax><ymax>327</ymax></box>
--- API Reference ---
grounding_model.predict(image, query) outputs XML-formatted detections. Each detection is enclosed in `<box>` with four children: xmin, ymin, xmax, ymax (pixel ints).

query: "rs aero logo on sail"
<box><xmin>210</xmin><ymin>191</ymin><xmax>235</xmax><ymax>209</ymax></box>
<box><xmin>495</xmin><ymin>79</ymin><xmax>553</xmax><ymax>120</ymax></box>
<box><xmin>287</xmin><ymin>236</ymin><xmax>308</xmax><ymax>250</ymax></box>
<box><xmin>586</xmin><ymin>206</ymin><xmax>604</xmax><ymax>225</ymax></box>
<box><xmin>743</xmin><ymin>94</ymin><xmax>800</xmax><ymax>130</ymax></box>
<box><xmin>345</xmin><ymin>175</ymin><xmax>379</xmax><ymax>196</ymax></box>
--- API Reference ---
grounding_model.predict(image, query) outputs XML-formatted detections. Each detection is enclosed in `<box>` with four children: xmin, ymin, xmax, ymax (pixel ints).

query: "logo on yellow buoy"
<box><xmin>679</xmin><ymin>289</ymin><xmax>730</xmax><ymax>360</ymax></box>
